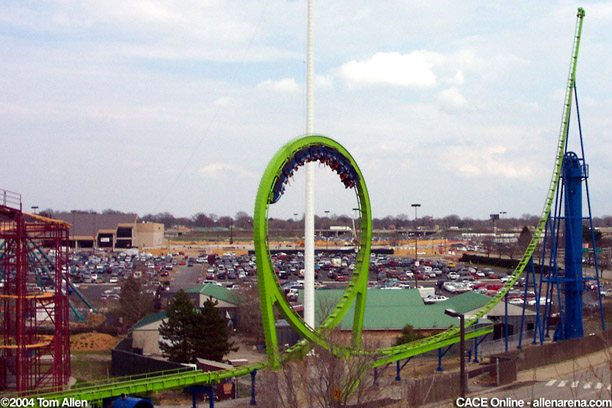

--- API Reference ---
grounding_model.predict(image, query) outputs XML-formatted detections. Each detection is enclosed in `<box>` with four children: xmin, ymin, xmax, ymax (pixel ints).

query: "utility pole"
<box><xmin>412</xmin><ymin>203</ymin><xmax>421</xmax><ymax>288</ymax></box>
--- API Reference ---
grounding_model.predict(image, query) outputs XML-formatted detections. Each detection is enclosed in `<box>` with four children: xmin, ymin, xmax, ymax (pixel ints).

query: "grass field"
<box><xmin>70</xmin><ymin>351</ymin><xmax>112</xmax><ymax>384</ymax></box>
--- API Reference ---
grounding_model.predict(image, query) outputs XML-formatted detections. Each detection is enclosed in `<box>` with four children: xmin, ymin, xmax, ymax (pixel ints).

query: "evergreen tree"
<box><xmin>159</xmin><ymin>291</ymin><xmax>237</xmax><ymax>363</ymax></box>
<box><xmin>193</xmin><ymin>298</ymin><xmax>237</xmax><ymax>362</ymax></box>
<box><xmin>158</xmin><ymin>290</ymin><xmax>197</xmax><ymax>363</ymax></box>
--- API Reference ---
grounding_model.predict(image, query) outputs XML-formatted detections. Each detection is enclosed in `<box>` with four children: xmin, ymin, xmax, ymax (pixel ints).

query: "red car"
<box><xmin>336</xmin><ymin>275</ymin><xmax>347</xmax><ymax>282</ymax></box>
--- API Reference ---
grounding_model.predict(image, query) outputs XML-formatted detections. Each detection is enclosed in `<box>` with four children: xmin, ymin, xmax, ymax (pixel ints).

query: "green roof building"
<box><xmin>299</xmin><ymin>289</ymin><xmax>494</xmax><ymax>347</ymax></box>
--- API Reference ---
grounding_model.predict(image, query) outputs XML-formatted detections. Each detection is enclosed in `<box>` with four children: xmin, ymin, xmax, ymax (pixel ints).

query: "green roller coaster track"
<box><xmin>2</xmin><ymin>8</ymin><xmax>585</xmax><ymax>406</ymax></box>
<box><xmin>253</xmin><ymin>135</ymin><xmax>373</xmax><ymax>367</ymax></box>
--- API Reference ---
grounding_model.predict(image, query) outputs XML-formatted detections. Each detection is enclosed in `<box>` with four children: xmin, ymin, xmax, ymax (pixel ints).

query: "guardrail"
<box><xmin>0</xmin><ymin>188</ymin><xmax>22</xmax><ymax>211</ymax></box>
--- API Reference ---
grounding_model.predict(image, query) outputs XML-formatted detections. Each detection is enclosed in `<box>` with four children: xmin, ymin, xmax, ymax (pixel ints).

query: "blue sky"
<box><xmin>2</xmin><ymin>1</ymin><xmax>612</xmax><ymax>220</ymax></box>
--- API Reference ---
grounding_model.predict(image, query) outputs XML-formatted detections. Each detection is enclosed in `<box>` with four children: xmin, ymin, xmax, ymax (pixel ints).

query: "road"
<box><xmin>461</xmin><ymin>350</ymin><xmax>612</xmax><ymax>407</ymax></box>
<box><xmin>170</xmin><ymin>264</ymin><xmax>203</xmax><ymax>292</ymax></box>
<box><xmin>489</xmin><ymin>368</ymin><xmax>611</xmax><ymax>403</ymax></box>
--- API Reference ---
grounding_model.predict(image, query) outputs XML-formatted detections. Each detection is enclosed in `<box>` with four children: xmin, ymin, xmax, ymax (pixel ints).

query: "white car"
<box><xmin>424</xmin><ymin>295</ymin><xmax>449</xmax><ymax>304</ymax></box>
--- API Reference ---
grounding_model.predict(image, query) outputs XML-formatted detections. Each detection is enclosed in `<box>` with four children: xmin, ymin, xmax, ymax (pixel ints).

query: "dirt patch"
<box><xmin>70</xmin><ymin>332</ymin><xmax>119</xmax><ymax>351</ymax></box>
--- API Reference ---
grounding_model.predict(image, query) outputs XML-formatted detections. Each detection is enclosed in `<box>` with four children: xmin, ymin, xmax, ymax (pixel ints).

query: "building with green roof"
<box><xmin>127</xmin><ymin>284</ymin><xmax>240</xmax><ymax>356</ymax></box>
<box><xmin>185</xmin><ymin>283</ymin><xmax>240</xmax><ymax>308</ymax></box>
<box><xmin>299</xmin><ymin>289</ymin><xmax>504</xmax><ymax>347</ymax></box>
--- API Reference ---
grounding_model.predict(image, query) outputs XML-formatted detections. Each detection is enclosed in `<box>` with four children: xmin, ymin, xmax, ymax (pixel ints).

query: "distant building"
<box><xmin>53</xmin><ymin>212</ymin><xmax>164</xmax><ymax>250</ymax></box>
<box><xmin>134</xmin><ymin>222</ymin><xmax>164</xmax><ymax>249</ymax></box>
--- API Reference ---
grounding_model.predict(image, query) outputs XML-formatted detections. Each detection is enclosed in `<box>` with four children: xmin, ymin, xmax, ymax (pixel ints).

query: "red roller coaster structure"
<box><xmin>0</xmin><ymin>189</ymin><xmax>70</xmax><ymax>393</ymax></box>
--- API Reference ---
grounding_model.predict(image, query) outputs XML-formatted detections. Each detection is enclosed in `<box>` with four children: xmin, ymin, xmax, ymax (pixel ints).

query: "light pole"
<box><xmin>294</xmin><ymin>213</ymin><xmax>299</xmax><ymax>250</ymax></box>
<box><xmin>412</xmin><ymin>203</ymin><xmax>421</xmax><ymax>288</ymax></box>
<box><xmin>70</xmin><ymin>210</ymin><xmax>77</xmax><ymax>249</ymax></box>
<box><xmin>445</xmin><ymin>308</ymin><xmax>467</xmax><ymax>398</ymax></box>
<box><xmin>324</xmin><ymin>210</ymin><xmax>330</xmax><ymax>251</ymax></box>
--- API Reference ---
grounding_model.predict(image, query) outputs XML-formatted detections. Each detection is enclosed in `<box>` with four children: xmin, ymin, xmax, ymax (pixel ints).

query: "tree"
<box><xmin>193</xmin><ymin>212</ymin><xmax>215</xmax><ymax>228</ymax></box>
<box><xmin>232</xmin><ymin>284</ymin><xmax>265</xmax><ymax>345</ymax></box>
<box><xmin>394</xmin><ymin>324</ymin><xmax>425</xmax><ymax>346</ymax></box>
<box><xmin>257</xmin><ymin>332</ymin><xmax>382</xmax><ymax>408</ymax></box>
<box><xmin>193</xmin><ymin>298</ymin><xmax>237</xmax><ymax>361</ymax></box>
<box><xmin>116</xmin><ymin>275</ymin><xmax>154</xmax><ymax>328</ymax></box>
<box><xmin>482</xmin><ymin>237</ymin><xmax>494</xmax><ymax>258</ymax></box>
<box><xmin>158</xmin><ymin>290</ymin><xmax>196</xmax><ymax>363</ymax></box>
<box><xmin>159</xmin><ymin>291</ymin><xmax>237</xmax><ymax>363</ymax></box>
<box><xmin>583</xmin><ymin>224</ymin><xmax>602</xmax><ymax>243</ymax></box>
<box><xmin>234</xmin><ymin>211</ymin><xmax>253</xmax><ymax>229</ymax></box>
<box><xmin>518</xmin><ymin>226</ymin><xmax>532</xmax><ymax>253</ymax></box>
<box><xmin>218</xmin><ymin>216</ymin><xmax>233</xmax><ymax>228</ymax></box>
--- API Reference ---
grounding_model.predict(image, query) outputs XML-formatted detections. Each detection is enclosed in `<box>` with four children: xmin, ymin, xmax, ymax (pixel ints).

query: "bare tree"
<box><xmin>255</xmin><ymin>331</ymin><xmax>383</xmax><ymax>408</ymax></box>
<box><xmin>303</xmin><ymin>331</ymin><xmax>383</xmax><ymax>408</ymax></box>
<box><xmin>256</xmin><ymin>357</ymin><xmax>302</xmax><ymax>408</ymax></box>
<box><xmin>232</xmin><ymin>284</ymin><xmax>265</xmax><ymax>345</ymax></box>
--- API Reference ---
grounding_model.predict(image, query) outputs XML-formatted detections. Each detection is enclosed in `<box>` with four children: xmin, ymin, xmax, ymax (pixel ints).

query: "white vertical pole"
<box><xmin>304</xmin><ymin>0</ymin><xmax>315</xmax><ymax>328</ymax></box>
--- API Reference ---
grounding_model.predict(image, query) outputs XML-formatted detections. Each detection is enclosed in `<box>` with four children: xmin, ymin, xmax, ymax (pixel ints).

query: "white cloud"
<box><xmin>337</xmin><ymin>51</ymin><xmax>442</xmax><ymax>89</ymax></box>
<box><xmin>437</xmin><ymin>87</ymin><xmax>467</xmax><ymax>110</ymax></box>
<box><xmin>441</xmin><ymin>146</ymin><xmax>533</xmax><ymax>180</ymax></box>
<box><xmin>451</xmin><ymin>71</ymin><xmax>465</xmax><ymax>86</ymax></box>
<box><xmin>213</xmin><ymin>96</ymin><xmax>233</xmax><ymax>107</ymax></box>
<box><xmin>3</xmin><ymin>2</ymin><xmax>612</xmax><ymax>219</ymax></box>
<box><xmin>257</xmin><ymin>78</ymin><xmax>300</xmax><ymax>94</ymax></box>
<box><xmin>315</xmin><ymin>74</ymin><xmax>333</xmax><ymax>89</ymax></box>
<box><xmin>199</xmin><ymin>163</ymin><xmax>255</xmax><ymax>179</ymax></box>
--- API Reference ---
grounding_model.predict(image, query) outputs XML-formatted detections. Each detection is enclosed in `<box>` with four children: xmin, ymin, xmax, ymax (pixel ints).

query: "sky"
<box><xmin>2</xmin><ymin>1</ymin><xmax>612</xmax><ymax>221</ymax></box>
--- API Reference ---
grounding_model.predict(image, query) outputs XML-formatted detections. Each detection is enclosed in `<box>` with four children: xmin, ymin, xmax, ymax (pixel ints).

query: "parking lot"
<box><xmin>65</xmin><ymin>246</ymin><xmax>565</xmax><ymax>318</ymax></box>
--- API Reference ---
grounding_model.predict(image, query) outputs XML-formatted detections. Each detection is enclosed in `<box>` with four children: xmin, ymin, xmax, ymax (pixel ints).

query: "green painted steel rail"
<box><xmin>4</xmin><ymin>362</ymin><xmax>267</xmax><ymax>405</ymax></box>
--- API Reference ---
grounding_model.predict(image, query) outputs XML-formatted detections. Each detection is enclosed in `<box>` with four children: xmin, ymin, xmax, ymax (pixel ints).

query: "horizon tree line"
<box><xmin>37</xmin><ymin>207</ymin><xmax>612</xmax><ymax>235</ymax></box>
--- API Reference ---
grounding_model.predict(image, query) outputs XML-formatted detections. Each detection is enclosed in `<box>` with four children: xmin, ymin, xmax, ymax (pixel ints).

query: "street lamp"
<box><xmin>324</xmin><ymin>210</ymin><xmax>330</xmax><ymax>251</ymax></box>
<box><xmin>411</xmin><ymin>203</ymin><xmax>421</xmax><ymax>288</ymax></box>
<box><xmin>445</xmin><ymin>308</ymin><xmax>467</xmax><ymax>398</ymax></box>
<box><xmin>70</xmin><ymin>210</ymin><xmax>77</xmax><ymax>249</ymax></box>
<box><xmin>293</xmin><ymin>214</ymin><xmax>299</xmax><ymax>250</ymax></box>
<box><xmin>229</xmin><ymin>218</ymin><xmax>234</xmax><ymax>245</ymax></box>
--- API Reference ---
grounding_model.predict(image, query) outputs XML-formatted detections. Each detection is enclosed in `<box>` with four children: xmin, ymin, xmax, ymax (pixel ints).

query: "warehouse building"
<box><xmin>53</xmin><ymin>212</ymin><xmax>164</xmax><ymax>250</ymax></box>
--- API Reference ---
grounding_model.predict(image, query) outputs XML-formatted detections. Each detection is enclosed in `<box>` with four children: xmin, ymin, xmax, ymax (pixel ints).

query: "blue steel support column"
<box><xmin>395</xmin><ymin>360</ymin><xmax>401</xmax><ymax>381</ymax></box>
<box><xmin>207</xmin><ymin>387</ymin><xmax>215</xmax><ymax>408</ymax></box>
<box><xmin>250</xmin><ymin>370</ymin><xmax>257</xmax><ymax>406</ymax></box>
<box><xmin>504</xmin><ymin>293</ymin><xmax>508</xmax><ymax>353</ymax></box>
<box><xmin>473</xmin><ymin>337</ymin><xmax>479</xmax><ymax>363</ymax></box>
<box><xmin>437</xmin><ymin>348</ymin><xmax>443</xmax><ymax>372</ymax></box>
<box><xmin>563</xmin><ymin>152</ymin><xmax>584</xmax><ymax>339</ymax></box>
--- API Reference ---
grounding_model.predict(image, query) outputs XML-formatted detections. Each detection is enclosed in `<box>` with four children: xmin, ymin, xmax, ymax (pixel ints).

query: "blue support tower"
<box><xmin>527</xmin><ymin>79</ymin><xmax>606</xmax><ymax>343</ymax></box>
<box><xmin>561</xmin><ymin>152</ymin><xmax>585</xmax><ymax>339</ymax></box>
